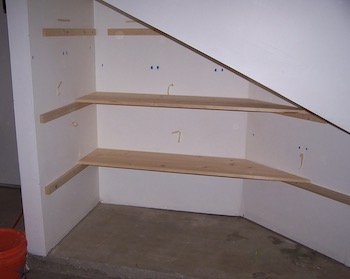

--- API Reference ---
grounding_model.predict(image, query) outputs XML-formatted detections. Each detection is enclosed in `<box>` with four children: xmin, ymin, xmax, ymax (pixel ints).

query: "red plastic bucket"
<box><xmin>0</xmin><ymin>228</ymin><xmax>27</xmax><ymax>279</ymax></box>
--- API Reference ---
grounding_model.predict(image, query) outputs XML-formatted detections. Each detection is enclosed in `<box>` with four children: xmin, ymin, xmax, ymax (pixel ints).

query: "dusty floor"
<box><xmin>1</xmin><ymin>186</ymin><xmax>350</xmax><ymax>278</ymax></box>
<box><xmin>0</xmin><ymin>186</ymin><xmax>24</xmax><ymax>230</ymax></box>
<box><xmin>43</xmin><ymin>204</ymin><xmax>350</xmax><ymax>279</ymax></box>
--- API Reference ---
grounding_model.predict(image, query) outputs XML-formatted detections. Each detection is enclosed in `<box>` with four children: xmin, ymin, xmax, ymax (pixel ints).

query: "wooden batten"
<box><xmin>286</xmin><ymin>182</ymin><xmax>350</xmax><ymax>206</ymax></box>
<box><xmin>42</xmin><ymin>28</ymin><xmax>96</xmax><ymax>37</ymax></box>
<box><xmin>108</xmin><ymin>28</ymin><xmax>160</xmax><ymax>36</ymax></box>
<box><xmin>278</xmin><ymin>111</ymin><xmax>326</xmax><ymax>123</ymax></box>
<box><xmin>40</xmin><ymin>103</ymin><xmax>90</xmax><ymax>123</ymax></box>
<box><xmin>45</xmin><ymin>164</ymin><xmax>88</xmax><ymax>195</ymax></box>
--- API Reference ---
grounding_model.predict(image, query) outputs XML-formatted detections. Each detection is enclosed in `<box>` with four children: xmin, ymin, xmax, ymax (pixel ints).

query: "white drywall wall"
<box><xmin>95</xmin><ymin>2</ymin><xmax>248</xmax><ymax>215</ymax></box>
<box><xmin>8</xmin><ymin>0</ymin><xmax>99</xmax><ymax>255</ymax></box>
<box><xmin>102</xmin><ymin>0</ymin><xmax>350</xmax><ymax>134</ymax></box>
<box><xmin>243</xmin><ymin>90</ymin><xmax>350</xmax><ymax>265</ymax></box>
<box><xmin>243</xmin><ymin>181</ymin><xmax>350</xmax><ymax>267</ymax></box>
<box><xmin>28</xmin><ymin>0</ymin><xmax>99</xmax><ymax>254</ymax></box>
<box><xmin>0</xmin><ymin>5</ymin><xmax>20</xmax><ymax>185</ymax></box>
<box><xmin>7</xmin><ymin>0</ymin><xmax>46</xmax><ymax>255</ymax></box>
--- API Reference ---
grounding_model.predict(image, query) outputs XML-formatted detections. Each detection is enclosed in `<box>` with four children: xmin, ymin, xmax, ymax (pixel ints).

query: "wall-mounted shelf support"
<box><xmin>42</xmin><ymin>28</ymin><xmax>96</xmax><ymax>37</ymax></box>
<box><xmin>44</xmin><ymin>164</ymin><xmax>88</xmax><ymax>195</ymax></box>
<box><xmin>40</xmin><ymin>103</ymin><xmax>90</xmax><ymax>123</ymax></box>
<box><xmin>108</xmin><ymin>28</ymin><xmax>160</xmax><ymax>36</ymax></box>
<box><xmin>285</xmin><ymin>182</ymin><xmax>350</xmax><ymax>206</ymax></box>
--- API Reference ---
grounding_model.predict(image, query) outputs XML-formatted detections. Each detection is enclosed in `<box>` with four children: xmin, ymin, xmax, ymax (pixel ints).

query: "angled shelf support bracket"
<box><xmin>108</xmin><ymin>28</ymin><xmax>160</xmax><ymax>36</ymax></box>
<box><xmin>44</xmin><ymin>164</ymin><xmax>88</xmax><ymax>195</ymax></box>
<box><xmin>42</xmin><ymin>28</ymin><xmax>96</xmax><ymax>37</ymax></box>
<box><xmin>40</xmin><ymin>103</ymin><xmax>90</xmax><ymax>123</ymax></box>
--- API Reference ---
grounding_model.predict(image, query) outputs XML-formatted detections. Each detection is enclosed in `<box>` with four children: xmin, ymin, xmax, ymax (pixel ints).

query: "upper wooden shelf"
<box><xmin>79</xmin><ymin>148</ymin><xmax>309</xmax><ymax>183</ymax></box>
<box><xmin>40</xmin><ymin>92</ymin><xmax>324</xmax><ymax>123</ymax></box>
<box><xmin>76</xmin><ymin>92</ymin><xmax>298</xmax><ymax>112</ymax></box>
<box><xmin>76</xmin><ymin>92</ymin><xmax>323</xmax><ymax>122</ymax></box>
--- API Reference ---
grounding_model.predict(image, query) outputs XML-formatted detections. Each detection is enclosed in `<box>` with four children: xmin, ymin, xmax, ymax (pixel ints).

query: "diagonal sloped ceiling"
<box><xmin>101</xmin><ymin>0</ymin><xmax>350</xmax><ymax>133</ymax></box>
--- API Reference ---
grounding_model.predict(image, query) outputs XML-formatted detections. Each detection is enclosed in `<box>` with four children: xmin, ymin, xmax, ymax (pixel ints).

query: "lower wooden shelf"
<box><xmin>44</xmin><ymin>149</ymin><xmax>350</xmax><ymax>206</ymax></box>
<box><xmin>78</xmin><ymin>148</ymin><xmax>309</xmax><ymax>183</ymax></box>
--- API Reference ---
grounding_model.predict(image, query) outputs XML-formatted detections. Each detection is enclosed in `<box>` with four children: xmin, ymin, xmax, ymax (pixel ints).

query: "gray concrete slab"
<box><xmin>26</xmin><ymin>269</ymin><xmax>87</xmax><ymax>279</ymax></box>
<box><xmin>1</xmin><ymin>188</ymin><xmax>349</xmax><ymax>278</ymax></box>
<box><xmin>45</xmin><ymin>203</ymin><xmax>350</xmax><ymax>279</ymax></box>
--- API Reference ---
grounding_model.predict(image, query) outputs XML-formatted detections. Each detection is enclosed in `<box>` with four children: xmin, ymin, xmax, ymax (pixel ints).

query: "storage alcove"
<box><xmin>10</xmin><ymin>0</ymin><xmax>350</xmax><ymax>265</ymax></box>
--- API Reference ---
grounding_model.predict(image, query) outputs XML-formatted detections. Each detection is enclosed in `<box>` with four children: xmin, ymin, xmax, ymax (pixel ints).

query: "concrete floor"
<box><xmin>1</xmin><ymin>186</ymin><xmax>350</xmax><ymax>279</ymax></box>
<box><xmin>0</xmin><ymin>186</ymin><xmax>24</xmax><ymax>230</ymax></box>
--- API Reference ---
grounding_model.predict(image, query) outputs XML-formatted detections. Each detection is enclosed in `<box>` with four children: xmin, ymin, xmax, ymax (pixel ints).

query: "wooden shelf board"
<box><xmin>108</xmin><ymin>28</ymin><xmax>160</xmax><ymax>36</ymax></box>
<box><xmin>42</xmin><ymin>28</ymin><xmax>96</xmax><ymax>37</ymax></box>
<box><xmin>76</xmin><ymin>92</ymin><xmax>304</xmax><ymax>114</ymax></box>
<box><xmin>79</xmin><ymin>148</ymin><xmax>309</xmax><ymax>183</ymax></box>
<box><xmin>45</xmin><ymin>149</ymin><xmax>350</xmax><ymax>206</ymax></box>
